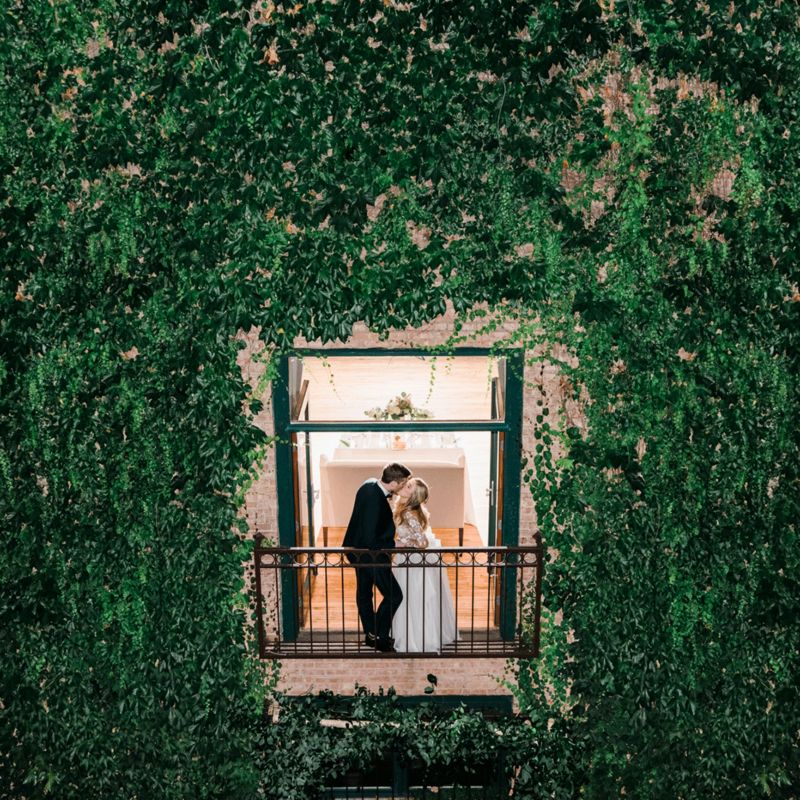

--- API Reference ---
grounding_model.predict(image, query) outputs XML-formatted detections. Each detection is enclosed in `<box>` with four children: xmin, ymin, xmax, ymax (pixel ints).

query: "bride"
<box><xmin>391</xmin><ymin>477</ymin><xmax>459</xmax><ymax>653</ymax></box>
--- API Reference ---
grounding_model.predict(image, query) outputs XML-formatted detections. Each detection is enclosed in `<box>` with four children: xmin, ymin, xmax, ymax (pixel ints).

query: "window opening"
<box><xmin>264</xmin><ymin>350</ymin><xmax>534</xmax><ymax>657</ymax></box>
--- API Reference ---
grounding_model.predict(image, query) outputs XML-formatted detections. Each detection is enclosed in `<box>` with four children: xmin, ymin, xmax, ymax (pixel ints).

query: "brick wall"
<box><xmin>276</xmin><ymin>656</ymin><xmax>512</xmax><ymax>698</ymax></box>
<box><xmin>236</xmin><ymin>304</ymin><xmax>570</xmax><ymax>699</ymax></box>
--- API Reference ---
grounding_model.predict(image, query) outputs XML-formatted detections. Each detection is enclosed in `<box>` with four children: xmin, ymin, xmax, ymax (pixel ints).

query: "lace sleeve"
<box><xmin>395</xmin><ymin>513</ymin><xmax>429</xmax><ymax>548</ymax></box>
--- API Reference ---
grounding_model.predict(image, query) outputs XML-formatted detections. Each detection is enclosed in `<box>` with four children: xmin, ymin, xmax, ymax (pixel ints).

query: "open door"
<box><xmin>291</xmin><ymin>378</ymin><xmax>317</xmax><ymax>628</ymax></box>
<box><xmin>489</xmin><ymin>365</ymin><xmax>516</xmax><ymax>638</ymax></box>
<box><xmin>291</xmin><ymin>378</ymin><xmax>316</xmax><ymax>549</ymax></box>
<box><xmin>489</xmin><ymin>373</ymin><xmax>506</xmax><ymax>629</ymax></box>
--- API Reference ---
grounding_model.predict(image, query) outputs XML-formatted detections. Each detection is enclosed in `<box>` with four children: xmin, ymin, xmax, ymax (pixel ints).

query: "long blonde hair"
<box><xmin>393</xmin><ymin>477</ymin><xmax>430</xmax><ymax>528</ymax></box>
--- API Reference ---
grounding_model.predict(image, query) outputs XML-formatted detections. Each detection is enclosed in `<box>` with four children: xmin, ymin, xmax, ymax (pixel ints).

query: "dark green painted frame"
<box><xmin>272</xmin><ymin>348</ymin><xmax>525</xmax><ymax>641</ymax></box>
<box><xmin>272</xmin><ymin>356</ymin><xmax>301</xmax><ymax>639</ymax></box>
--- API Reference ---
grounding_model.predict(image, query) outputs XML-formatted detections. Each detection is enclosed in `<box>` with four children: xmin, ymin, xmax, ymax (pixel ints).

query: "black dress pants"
<box><xmin>353</xmin><ymin>552</ymin><xmax>403</xmax><ymax>641</ymax></box>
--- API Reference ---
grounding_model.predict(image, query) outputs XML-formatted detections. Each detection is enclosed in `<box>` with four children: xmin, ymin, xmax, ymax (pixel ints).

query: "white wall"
<box><xmin>307</xmin><ymin>431</ymin><xmax>492</xmax><ymax>545</ymax></box>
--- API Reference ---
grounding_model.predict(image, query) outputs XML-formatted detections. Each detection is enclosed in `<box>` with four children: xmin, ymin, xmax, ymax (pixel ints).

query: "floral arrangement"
<box><xmin>364</xmin><ymin>392</ymin><xmax>432</xmax><ymax>420</ymax></box>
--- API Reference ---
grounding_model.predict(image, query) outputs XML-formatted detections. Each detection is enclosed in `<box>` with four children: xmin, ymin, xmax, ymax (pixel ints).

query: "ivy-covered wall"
<box><xmin>2</xmin><ymin>1</ymin><xmax>798</xmax><ymax>798</ymax></box>
<box><xmin>237</xmin><ymin>313</ymin><xmax>554</xmax><ymax>700</ymax></box>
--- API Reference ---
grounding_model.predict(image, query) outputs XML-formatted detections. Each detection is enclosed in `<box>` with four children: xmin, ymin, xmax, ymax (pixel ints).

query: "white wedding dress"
<box><xmin>392</xmin><ymin>513</ymin><xmax>459</xmax><ymax>653</ymax></box>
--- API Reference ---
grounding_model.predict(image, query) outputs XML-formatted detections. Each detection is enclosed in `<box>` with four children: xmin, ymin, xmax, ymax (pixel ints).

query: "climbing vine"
<box><xmin>260</xmin><ymin>686</ymin><xmax>545</xmax><ymax>799</ymax></box>
<box><xmin>2</xmin><ymin>1</ymin><xmax>798</xmax><ymax>798</ymax></box>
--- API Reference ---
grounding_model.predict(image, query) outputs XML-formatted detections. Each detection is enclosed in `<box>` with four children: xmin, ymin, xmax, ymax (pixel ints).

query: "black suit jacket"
<box><xmin>342</xmin><ymin>479</ymin><xmax>395</xmax><ymax>554</ymax></box>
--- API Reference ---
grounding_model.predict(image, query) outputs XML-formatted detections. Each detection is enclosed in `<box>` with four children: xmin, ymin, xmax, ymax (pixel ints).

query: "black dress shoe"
<box><xmin>364</xmin><ymin>634</ymin><xmax>395</xmax><ymax>652</ymax></box>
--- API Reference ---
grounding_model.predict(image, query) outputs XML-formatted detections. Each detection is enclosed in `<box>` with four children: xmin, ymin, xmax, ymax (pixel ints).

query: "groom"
<box><xmin>343</xmin><ymin>462</ymin><xmax>411</xmax><ymax>652</ymax></box>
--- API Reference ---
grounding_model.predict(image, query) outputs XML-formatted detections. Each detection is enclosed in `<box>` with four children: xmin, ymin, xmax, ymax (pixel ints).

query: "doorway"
<box><xmin>272</xmin><ymin>349</ymin><xmax>524</xmax><ymax>642</ymax></box>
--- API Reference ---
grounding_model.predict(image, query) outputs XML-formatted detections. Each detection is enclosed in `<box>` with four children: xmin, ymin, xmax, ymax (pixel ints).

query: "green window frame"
<box><xmin>271</xmin><ymin>348</ymin><xmax>525</xmax><ymax>641</ymax></box>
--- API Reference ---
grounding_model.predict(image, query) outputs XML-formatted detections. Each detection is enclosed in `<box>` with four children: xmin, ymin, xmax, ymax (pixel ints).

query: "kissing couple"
<box><xmin>343</xmin><ymin>462</ymin><xmax>458</xmax><ymax>653</ymax></box>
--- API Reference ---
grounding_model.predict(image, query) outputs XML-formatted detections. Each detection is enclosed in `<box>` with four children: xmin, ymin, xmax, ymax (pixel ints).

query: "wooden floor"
<box><xmin>299</xmin><ymin>525</ymin><xmax>498</xmax><ymax>633</ymax></box>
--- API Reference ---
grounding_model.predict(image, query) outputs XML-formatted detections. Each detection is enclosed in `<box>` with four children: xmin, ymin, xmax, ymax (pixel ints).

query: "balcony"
<box><xmin>253</xmin><ymin>537</ymin><xmax>542</xmax><ymax>659</ymax></box>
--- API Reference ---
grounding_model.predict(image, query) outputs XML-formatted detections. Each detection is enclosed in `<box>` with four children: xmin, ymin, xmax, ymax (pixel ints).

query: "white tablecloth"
<box><xmin>319</xmin><ymin>448</ymin><xmax>476</xmax><ymax>529</ymax></box>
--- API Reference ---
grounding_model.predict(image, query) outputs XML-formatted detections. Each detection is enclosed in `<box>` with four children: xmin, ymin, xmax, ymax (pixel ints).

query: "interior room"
<box><xmin>293</xmin><ymin>354</ymin><xmax>504</xmax><ymax>548</ymax></box>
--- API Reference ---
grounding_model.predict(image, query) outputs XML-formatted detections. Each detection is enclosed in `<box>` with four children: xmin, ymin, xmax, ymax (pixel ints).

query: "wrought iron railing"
<box><xmin>253</xmin><ymin>538</ymin><xmax>542</xmax><ymax>658</ymax></box>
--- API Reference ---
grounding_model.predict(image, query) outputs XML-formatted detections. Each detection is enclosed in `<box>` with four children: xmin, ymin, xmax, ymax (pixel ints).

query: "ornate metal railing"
<box><xmin>253</xmin><ymin>538</ymin><xmax>543</xmax><ymax>658</ymax></box>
